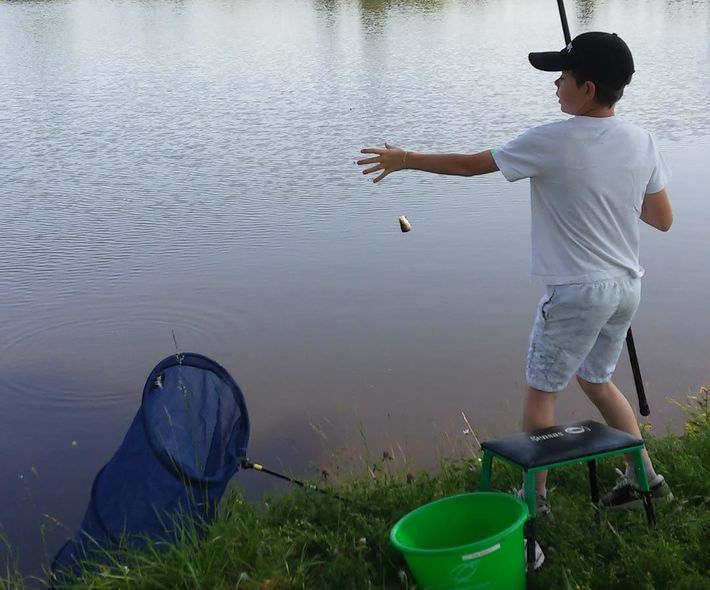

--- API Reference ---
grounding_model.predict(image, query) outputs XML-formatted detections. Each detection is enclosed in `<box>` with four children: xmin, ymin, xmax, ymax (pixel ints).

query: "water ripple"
<box><xmin>0</xmin><ymin>0</ymin><xmax>708</xmax><ymax>576</ymax></box>
<box><xmin>0</xmin><ymin>298</ymin><xmax>248</xmax><ymax>410</ymax></box>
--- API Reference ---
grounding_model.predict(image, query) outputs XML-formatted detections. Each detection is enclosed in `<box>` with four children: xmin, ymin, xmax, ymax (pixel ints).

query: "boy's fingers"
<box><xmin>360</xmin><ymin>148</ymin><xmax>382</xmax><ymax>155</ymax></box>
<box><xmin>357</xmin><ymin>156</ymin><xmax>381</xmax><ymax>165</ymax></box>
<box><xmin>363</xmin><ymin>164</ymin><xmax>383</xmax><ymax>175</ymax></box>
<box><xmin>372</xmin><ymin>170</ymin><xmax>389</xmax><ymax>183</ymax></box>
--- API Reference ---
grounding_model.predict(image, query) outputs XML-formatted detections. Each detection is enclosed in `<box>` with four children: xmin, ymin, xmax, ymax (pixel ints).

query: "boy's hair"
<box><xmin>570</xmin><ymin>69</ymin><xmax>632</xmax><ymax>108</ymax></box>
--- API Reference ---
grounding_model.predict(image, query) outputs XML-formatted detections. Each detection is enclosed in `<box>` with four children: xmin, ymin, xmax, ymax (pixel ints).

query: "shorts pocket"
<box><xmin>526</xmin><ymin>338</ymin><xmax>567</xmax><ymax>391</ymax></box>
<box><xmin>540</xmin><ymin>289</ymin><xmax>556</xmax><ymax>322</ymax></box>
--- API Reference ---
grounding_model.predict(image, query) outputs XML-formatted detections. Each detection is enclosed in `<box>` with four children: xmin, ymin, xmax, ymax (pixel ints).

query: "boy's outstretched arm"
<box><xmin>641</xmin><ymin>188</ymin><xmax>673</xmax><ymax>231</ymax></box>
<box><xmin>357</xmin><ymin>143</ymin><xmax>498</xmax><ymax>183</ymax></box>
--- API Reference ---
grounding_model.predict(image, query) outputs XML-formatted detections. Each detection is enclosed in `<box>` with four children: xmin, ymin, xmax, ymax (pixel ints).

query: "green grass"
<box><xmin>4</xmin><ymin>389</ymin><xmax>709</xmax><ymax>590</ymax></box>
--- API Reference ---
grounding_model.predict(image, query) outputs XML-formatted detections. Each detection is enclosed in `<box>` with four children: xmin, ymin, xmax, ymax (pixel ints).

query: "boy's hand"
<box><xmin>357</xmin><ymin>143</ymin><xmax>407</xmax><ymax>183</ymax></box>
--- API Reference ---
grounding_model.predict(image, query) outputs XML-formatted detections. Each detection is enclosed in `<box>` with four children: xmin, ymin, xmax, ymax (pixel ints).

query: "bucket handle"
<box><xmin>461</xmin><ymin>543</ymin><xmax>500</xmax><ymax>561</ymax></box>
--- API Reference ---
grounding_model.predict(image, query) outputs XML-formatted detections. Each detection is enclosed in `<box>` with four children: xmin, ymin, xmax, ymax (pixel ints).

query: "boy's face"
<box><xmin>555</xmin><ymin>70</ymin><xmax>595</xmax><ymax>115</ymax></box>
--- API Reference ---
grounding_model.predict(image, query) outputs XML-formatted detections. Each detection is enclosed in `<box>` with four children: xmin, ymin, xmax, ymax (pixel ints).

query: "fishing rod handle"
<box><xmin>626</xmin><ymin>328</ymin><xmax>650</xmax><ymax>416</ymax></box>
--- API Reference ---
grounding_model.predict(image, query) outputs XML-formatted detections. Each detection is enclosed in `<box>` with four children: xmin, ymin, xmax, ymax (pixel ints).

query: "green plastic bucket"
<box><xmin>390</xmin><ymin>492</ymin><xmax>528</xmax><ymax>590</ymax></box>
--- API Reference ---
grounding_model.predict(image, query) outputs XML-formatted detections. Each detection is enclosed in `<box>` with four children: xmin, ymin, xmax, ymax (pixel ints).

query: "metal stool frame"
<box><xmin>479</xmin><ymin>443</ymin><xmax>655</xmax><ymax>577</ymax></box>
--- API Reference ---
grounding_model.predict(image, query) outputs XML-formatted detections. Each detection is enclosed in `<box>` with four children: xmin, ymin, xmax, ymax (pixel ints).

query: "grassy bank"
<box><xmin>4</xmin><ymin>389</ymin><xmax>709</xmax><ymax>590</ymax></box>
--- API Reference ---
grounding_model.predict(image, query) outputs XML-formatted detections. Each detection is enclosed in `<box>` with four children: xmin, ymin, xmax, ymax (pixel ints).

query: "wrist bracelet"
<box><xmin>402</xmin><ymin>151</ymin><xmax>408</xmax><ymax>168</ymax></box>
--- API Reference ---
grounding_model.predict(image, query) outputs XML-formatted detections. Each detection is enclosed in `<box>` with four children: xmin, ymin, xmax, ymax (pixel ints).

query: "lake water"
<box><xmin>1</xmin><ymin>0</ymin><xmax>709</xmax><ymax>579</ymax></box>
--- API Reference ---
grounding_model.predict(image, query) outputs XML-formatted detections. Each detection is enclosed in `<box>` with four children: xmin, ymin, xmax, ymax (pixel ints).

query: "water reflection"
<box><xmin>573</xmin><ymin>0</ymin><xmax>596</xmax><ymax>25</ymax></box>
<box><xmin>0</xmin><ymin>0</ymin><xmax>709</xmax><ymax>581</ymax></box>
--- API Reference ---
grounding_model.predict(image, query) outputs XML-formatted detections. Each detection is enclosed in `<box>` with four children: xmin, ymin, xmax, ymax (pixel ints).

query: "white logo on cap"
<box><xmin>566</xmin><ymin>42</ymin><xmax>573</xmax><ymax>53</ymax></box>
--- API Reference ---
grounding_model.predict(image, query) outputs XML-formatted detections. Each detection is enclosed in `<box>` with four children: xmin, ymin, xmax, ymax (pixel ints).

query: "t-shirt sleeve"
<box><xmin>645</xmin><ymin>135</ymin><xmax>671</xmax><ymax>194</ymax></box>
<box><xmin>492</xmin><ymin>127</ymin><xmax>548</xmax><ymax>182</ymax></box>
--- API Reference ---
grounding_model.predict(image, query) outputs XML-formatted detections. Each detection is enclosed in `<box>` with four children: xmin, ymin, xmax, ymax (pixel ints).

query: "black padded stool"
<box><xmin>479</xmin><ymin>420</ymin><xmax>655</xmax><ymax>575</ymax></box>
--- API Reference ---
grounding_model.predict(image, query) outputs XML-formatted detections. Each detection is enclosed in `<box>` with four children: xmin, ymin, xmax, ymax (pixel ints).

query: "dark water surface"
<box><xmin>1</xmin><ymin>0</ymin><xmax>709</xmax><ymax>578</ymax></box>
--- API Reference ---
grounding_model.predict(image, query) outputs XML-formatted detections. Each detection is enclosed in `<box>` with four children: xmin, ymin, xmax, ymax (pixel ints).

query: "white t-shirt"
<box><xmin>492</xmin><ymin>115</ymin><xmax>670</xmax><ymax>285</ymax></box>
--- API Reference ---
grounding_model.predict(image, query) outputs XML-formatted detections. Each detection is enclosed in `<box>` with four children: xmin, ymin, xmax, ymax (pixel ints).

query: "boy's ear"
<box><xmin>584</xmin><ymin>80</ymin><xmax>597</xmax><ymax>100</ymax></box>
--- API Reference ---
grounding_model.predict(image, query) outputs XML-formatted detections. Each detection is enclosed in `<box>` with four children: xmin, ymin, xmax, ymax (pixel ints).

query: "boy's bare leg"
<box><xmin>523</xmin><ymin>386</ymin><xmax>558</xmax><ymax>494</ymax></box>
<box><xmin>575</xmin><ymin>376</ymin><xmax>655</xmax><ymax>478</ymax></box>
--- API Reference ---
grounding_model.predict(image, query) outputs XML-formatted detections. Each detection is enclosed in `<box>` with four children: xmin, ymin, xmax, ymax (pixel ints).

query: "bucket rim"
<box><xmin>389</xmin><ymin>492</ymin><xmax>528</xmax><ymax>557</ymax></box>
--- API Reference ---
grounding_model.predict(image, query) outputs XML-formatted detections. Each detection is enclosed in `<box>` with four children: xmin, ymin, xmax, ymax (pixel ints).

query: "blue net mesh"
<box><xmin>52</xmin><ymin>353</ymin><xmax>249</xmax><ymax>577</ymax></box>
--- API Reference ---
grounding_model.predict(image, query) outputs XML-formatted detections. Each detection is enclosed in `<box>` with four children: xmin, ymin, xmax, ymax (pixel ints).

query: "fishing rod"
<box><xmin>556</xmin><ymin>0</ymin><xmax>572</xmax><ymax>44</ymax></box>
<box><xmin>554</xmin><ymin>0</ymin><xmax>650</xmax><ymax>416</ymax></box>
<box><xmin>625</xmin><ymin>329</ymin><xmax>650</xmax><ymax>415</ymax></box>
<box><xmin>241</xmin><ymin>458</ymin><xmax>347</xmax><ymax>502</ymax></box>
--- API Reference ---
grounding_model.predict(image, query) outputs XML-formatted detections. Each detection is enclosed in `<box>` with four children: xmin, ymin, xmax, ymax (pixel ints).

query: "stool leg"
<box><xmin>524</xmin><ymin>470</ymin><xmax>537</xmax><ymax>518</ymax></box>
<box><xmin>631</xmin><ymin>449</ymin><xmax>656</xmax><ymax>526</ymax></box>
<box><xmin>479</xmin><ymin>451</ymin><xmax>493</xmax><ymax>491</ymax></box>
<box><xmin>524</xmin><ymin>470</ymin><xmax>538</xmax><ymax>577</ymax></box>
<box><xmin>525</xmin><ymin>518</ymin><xmax>535</xmax><ymax>590</ymax></box>
<box><xmin>588</xmin><ymin>460</ymin><xmax>600</xmax><ymax>521</ymax></box>
<box><xmin>642</xmin><ymin>493</ymin><xmax>656</xmax><ymax>526</ymax></box>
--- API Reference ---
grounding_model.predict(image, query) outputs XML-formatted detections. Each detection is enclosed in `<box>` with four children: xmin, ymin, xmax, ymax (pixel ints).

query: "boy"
<box><xmin>357</xmin><ymin>32</ymin><xmax>674</xmax><ymax>512</ymax></box>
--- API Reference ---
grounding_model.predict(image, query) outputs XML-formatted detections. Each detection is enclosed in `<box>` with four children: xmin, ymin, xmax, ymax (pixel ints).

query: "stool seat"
<box><xmin>481</xmin><ymin>420</ymin><xmax>643</xmax><ymax>468</ymax></box>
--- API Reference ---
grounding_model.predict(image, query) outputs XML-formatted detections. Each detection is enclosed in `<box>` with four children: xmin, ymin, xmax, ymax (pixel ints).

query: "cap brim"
<box><xmin>528</xmin><ymin>51</ymin><xmax>570</xmax><ymax>72</ymax></box>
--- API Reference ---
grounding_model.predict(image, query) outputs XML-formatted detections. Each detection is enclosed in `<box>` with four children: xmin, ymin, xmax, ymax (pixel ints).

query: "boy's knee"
<box><xmin>576</xmin><ymin>374</ymin><xmax>590</xmax><ymax>389</ymax></box>
<box><xmin>576</xmin><ymin>374</ymin><xmax>607</xmax><ymax>397</ymax></box>
<box><xmin>526</xmin><ymin>385</ymin><xmax>559</xmax><ymax>402</ymax></box>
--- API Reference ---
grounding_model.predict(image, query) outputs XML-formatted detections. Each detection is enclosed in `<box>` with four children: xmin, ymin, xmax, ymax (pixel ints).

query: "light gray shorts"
<box><xmin>526</xmin><ymin>276</ymin><xmax>641</xmax><ymax>392</ymax></box>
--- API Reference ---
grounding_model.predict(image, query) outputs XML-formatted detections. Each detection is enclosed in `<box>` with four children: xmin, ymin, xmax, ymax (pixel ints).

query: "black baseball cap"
<box><xmin>529</xmin><ymin>32</ymin><xmax>635</xmax><ymax>89</ymax></box>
